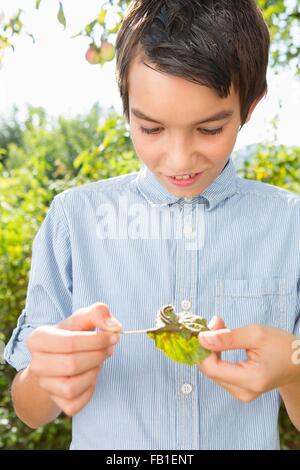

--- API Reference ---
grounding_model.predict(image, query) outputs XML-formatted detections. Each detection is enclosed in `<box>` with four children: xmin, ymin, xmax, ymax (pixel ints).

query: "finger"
<box><xmin>28</xmin><ymin>326</ymin><xmax>120</xmax><ymax>354</ymax></box>
<box><xmin>58</xmin><ymin>302</ymin><xmax>122</xmax><ymax>333</ymax></box>
<box><xmin>198</xmin><ymin>325</ymin><xmax>263</xmax><ymax>387</ymax></box>
<box><xmin>51</xmin><ymin>383</ymin><xmax>96</xmax><ymax>417</ymax></box>
<box><xmin>206</xmin><ymin>316</ymin><xmax>226</xmax><ymax>361</ymax></box>
<box><xmin>212</xmin><ymin>377</ymin><xmax>260</xmax><ymax>403</ymax></box>
<box><xmin>198</xmin><ymin>324</ymin><xmax>265</xmax><ymax>352</ymax></box>
<box><xmin>30</xmin><ymin>347</ymin><xmax>115</xmax><ymax>377</ymax></box>
<box><xmin>213</xmin><ymin>379</ymin><xmax>252</xmax><ymax>401</ymax></box>
<box><xmin>39</xmin><ymin>366</ymin><xmax>101</xmax><ymax>400</ymax></box>
<box><xmin>198</xmin><ymin>349</ymin><xmax>247</xmax><ymax>396</ymax></box>
<box><xmin>198</xmin><ymin>350</ymin><xmax>254</xmax><ymax>389</ymax></box>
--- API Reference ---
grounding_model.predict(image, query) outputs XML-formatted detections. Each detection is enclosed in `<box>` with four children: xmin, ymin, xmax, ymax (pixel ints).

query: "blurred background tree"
<box><xmin>0</xmin><ymin>0</ymin><xmax>299</xmax><ymax>450</ymax></box>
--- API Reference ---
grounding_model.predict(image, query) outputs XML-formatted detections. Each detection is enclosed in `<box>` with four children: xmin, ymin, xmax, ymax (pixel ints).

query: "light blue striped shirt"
<box><xmin>4</xmin><ymin>157</ymin><xmax>300</xmax><ymax>450</ymax></box>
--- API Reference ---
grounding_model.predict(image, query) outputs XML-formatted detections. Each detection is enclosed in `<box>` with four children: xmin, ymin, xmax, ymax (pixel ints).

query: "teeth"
<box><xmin>173</xmin><ymin>174</ymin><xmax>196</xmax><ymax>180</ymax></box>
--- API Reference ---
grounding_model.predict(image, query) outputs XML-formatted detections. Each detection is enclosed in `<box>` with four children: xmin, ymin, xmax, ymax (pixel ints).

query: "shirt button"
<box><xmin>183</xmin><ymin>225</ymin><xmax>193</xmax><ymax>235</ymax></box>
<box><xmin>181</xmin><ymin>383</ymin><xmax>193</xmax><ymax>395</ymax></box>
<box><xmin>181</xmin><ymin>299</ymin><xmax>191</xmax><ymax>310</ymax></box>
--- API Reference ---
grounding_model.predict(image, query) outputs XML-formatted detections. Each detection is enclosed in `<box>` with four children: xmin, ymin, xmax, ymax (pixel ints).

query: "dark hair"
<box><xmin>115</xmin><ymin>0</ymin><xmax>270</xmax><ymax>127</ymax></box>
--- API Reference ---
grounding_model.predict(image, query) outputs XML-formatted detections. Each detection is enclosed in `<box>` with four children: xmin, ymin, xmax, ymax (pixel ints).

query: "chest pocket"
<box><xmin>214</xmin><ymin>278</ymin><xmax>296</xmax><ymax>362</ymax></box>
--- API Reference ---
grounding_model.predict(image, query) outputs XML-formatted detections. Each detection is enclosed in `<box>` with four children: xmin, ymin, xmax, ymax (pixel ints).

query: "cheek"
<box><xmin>130</xmin><ymin>128</ymin><xmax>144</xmax><ymax>153</ymax></box>
<box><xmin>200</xmin><ymin>136</ymin><xmax>231</xmax><ymax>157</ymax></box>
<box><xmin>205</xmin><ymin>128</ymin><xmax>238</xmax><ymax>156</ymax></box>
<box><xmin>130</xmin><ymin>124</ymin><xmax>147</xmax><ymax>149</ymax></box>
<box><xmin>130</xmin><ymin>128</ymin><xmax>157</xmax><ymax>165</ymax></box>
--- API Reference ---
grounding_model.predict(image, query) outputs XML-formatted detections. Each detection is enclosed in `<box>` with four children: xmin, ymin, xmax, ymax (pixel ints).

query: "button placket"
<box><xmin>182</xmin><ymin>201</ymin><xmax>194</xmax><ymax>240</ymax></box>
<box><xmin>174</xmin><ymin>199</ymin><xmax>200</xmax><ymax>450</ymax></box>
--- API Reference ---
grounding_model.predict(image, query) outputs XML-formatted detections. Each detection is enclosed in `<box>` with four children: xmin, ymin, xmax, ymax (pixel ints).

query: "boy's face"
<box><xmin>128</xmin><ymin>55</ymin><xmax>256</xmax><ymax>197</ymax></box>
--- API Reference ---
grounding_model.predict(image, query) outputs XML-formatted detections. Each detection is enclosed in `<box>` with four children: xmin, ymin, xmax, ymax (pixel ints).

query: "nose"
<box><xmin>165</xmin><ymin>133</ymin><xmax>197</xmax><ymax>174</ymax></box>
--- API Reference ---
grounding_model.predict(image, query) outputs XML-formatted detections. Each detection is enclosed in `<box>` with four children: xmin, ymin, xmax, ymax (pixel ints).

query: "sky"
<box><xmin>0</xmin><ymin>0</ymin><xmax>300</xmax><ymax>151</ymax></box>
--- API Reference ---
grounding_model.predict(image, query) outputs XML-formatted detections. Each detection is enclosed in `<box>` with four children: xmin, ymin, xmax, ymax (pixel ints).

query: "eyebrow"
<box><xmin>131</xmin><ymin>107</ymin><xmax>234</xmax><ymax>126</ymax></box>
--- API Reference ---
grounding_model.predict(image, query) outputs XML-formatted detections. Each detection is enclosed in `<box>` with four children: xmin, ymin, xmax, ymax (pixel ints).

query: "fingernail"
<box><xmin>199</xmin><ymin>332</ymin><xmax>217</xmax><ymax>346</ymax></box>
<box><xmin>105</xmin><ymin>317</ymin><xmax>122</xmax><ymax>331</ymax></box>
<box><xmin>208</xmin><ymin>316</ymin><xmax>217</xmax><ymax>328</ymax></box>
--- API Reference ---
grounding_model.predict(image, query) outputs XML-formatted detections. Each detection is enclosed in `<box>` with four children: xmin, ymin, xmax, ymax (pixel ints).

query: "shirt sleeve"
<box><xmin>4</xmin><ymin>195</ymin><xmax>73</xmax><ymax>372</ymax></box>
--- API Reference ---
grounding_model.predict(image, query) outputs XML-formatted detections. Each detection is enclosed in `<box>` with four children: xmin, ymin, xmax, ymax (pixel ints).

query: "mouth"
<box><xmin>165</xmin><ymin>172</ymin><xmax>203</xmax><ymax>188</ymax></box>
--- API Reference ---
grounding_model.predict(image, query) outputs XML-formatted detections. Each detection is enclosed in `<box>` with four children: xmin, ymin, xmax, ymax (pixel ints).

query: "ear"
<box><xmin>244</xmin><ymin>93</ymin><xmax>265</xmax><ymax>123</ymax></box>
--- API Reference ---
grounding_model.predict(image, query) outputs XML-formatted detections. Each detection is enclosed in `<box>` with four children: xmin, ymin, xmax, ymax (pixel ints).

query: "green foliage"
<box><xmin>0</xmin><ymin>9</ymin><xmax>24</xmax><ymax>62</ymax></box>
<box><xmin>57</xmin><ymin>2</ymin><xmax>66</xmax><ymax>30</ymax></box>
<box><xmin>0</xmin><ymin>367</ymin><xmax>72</xmax><ymax>450</ymax></box>
<box><xmin>279</xmin><ymin>405</ymin><xmax>300</xmax><ymax>450</ymax></box>
<box><xmin>258</xmin><ymin>0</ymin><xmax>300</xmax><ymax>73</ymax></box>
<box><xmin>0</xmin><ymin>106</ymin><xmax>23</xmax><ymax>158</ymax></box>
<box><xmin>239</xmin><ymin>143</ymin><xmax>300</xmax><ymax>193</ymax></box>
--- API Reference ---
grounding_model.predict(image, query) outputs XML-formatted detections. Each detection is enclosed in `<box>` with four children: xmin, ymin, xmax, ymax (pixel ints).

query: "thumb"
<box><xmin>198</xmin><ymin>324</ymin><xmax>260</xmax><ymax>352</ymax></box>
<box><xmin>207</xmin><ymin>315</ymin><xmax>226</xmax><ymax>330</ymax></box>
<box><xmin>205</xmin><ymin>316</ymin><xmax>226</xmax><ymax>361</ymax></box>
<box><xmin>57</xmin><ymin>302</ymin><xmax>122</xmax><ymax>332</ymax></box>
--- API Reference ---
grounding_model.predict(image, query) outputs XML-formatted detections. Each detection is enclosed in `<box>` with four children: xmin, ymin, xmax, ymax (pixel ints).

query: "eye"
<box><xmin>200</xmin><ymin>127</ymin><xmax>224</xmax><ymax>135</ymax></box>
<box><xmin>139</xmin><ymin>126</ymin><xmax>162</xmax><ymax>135</ymax></box>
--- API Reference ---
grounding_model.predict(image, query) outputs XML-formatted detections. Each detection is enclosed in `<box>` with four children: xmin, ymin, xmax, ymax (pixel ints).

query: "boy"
<box><xmin>4</xmin><ymin>0</ymin><xmax>300</xmax><ymax>450</ymax></box>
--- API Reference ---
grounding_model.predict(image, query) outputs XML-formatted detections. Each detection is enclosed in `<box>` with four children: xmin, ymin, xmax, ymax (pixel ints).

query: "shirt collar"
<box><xmin>135</xmin><ymin>157</ymin><xmax>237</xmax><ymax>211</ymax></box>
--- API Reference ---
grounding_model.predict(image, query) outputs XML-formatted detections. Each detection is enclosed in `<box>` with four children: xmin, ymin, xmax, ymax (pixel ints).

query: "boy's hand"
<box><xmin>26</xmin><ymin>303</ymin><xmax>122</xmax><ymax>417</ymax></box>
<box><xmin>197</xmin><ymin>320</ymin><xmax>300</xmax><ymax>403</ymax></box>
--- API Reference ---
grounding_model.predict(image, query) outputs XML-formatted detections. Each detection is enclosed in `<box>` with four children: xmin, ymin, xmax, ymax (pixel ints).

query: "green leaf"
<box><xmin>57</xmin><ymin>2</ymin><xmax>66</xmax><ymax>29</ymax></box>
<box><xmin>146</xmin><ymin>305</ymin><xmax>211</xmax><ymax>366</ymax></box>
<box><xmin>98</xmin><ymin>8</ymin><xmax>107</xmax><ymax>26</ymax></box>
<box><xmin>85</xmin><ymin>19</ymin><xmax>97</xmax><ymax>35</ymax></box>
<box><xmin>35</xmin><ymin>0</ymin><xmax>42</xmax><ymax>9</ymax></box>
